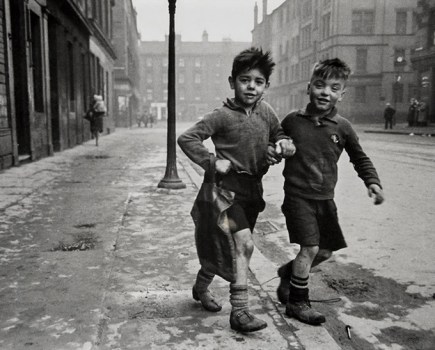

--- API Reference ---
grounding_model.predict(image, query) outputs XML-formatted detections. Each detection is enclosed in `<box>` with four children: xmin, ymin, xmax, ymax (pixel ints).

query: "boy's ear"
<box><xmin>306</xmin><ymin>82</ymin><xmax>311</xmax><ymax>95</ymax></box>
<box><xmin>265</xmin><ymin>81</ymin><xmax>270</xmax><ymax>89</ymax></box>
<box><xmin>338</xmin><ymin>88</ymin><xmax>346</xmax><ymax>102</ymax></box>
<box><xmin>228</xmin><ymin>76</ymin><xmax>235</xmax><ymax>90</ymax></box>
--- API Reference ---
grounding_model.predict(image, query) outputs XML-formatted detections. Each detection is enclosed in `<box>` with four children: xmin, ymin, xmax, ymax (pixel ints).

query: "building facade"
<box><xmin>112</xmin><ymin>0</ymin><xmax>141</xmax><ymax>128</ymax></box>
<box><xmin>253</xmin><ymin>0</ymin><xmax>418</xmax><ymax>123</ymax></box>
<box><xmin>0</xmin><ymin>0</ymin><xmax>116</xmax><ymax>171</ymax></box>
<box><xmin>410</xmin><ymin>0</ymin><xmax>435</xmax><ymax>123</ymax></box>
<box><xmin>140</xmin><ymin>32</ymin><xmax>250</xmax><ymax>121</ymax></box>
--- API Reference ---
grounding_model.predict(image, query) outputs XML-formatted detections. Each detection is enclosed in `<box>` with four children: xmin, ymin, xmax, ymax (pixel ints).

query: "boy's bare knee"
<box><xmin>233</xmin><ymin>229</ymin><xmax>254</xmax><ymax>257</ymax></box>
<box><xmin>317</xmin><ymin>249</ymin><xmax>332</xmax><ymax>261</ymax></box>
<box><xmin>300</xmin><ymin>245</ymin><xmax>319</xmax><ymax>259</ymax></box>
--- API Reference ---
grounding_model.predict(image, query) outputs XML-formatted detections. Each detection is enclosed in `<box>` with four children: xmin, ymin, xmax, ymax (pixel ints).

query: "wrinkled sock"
<box><xmin>230</xmin><ymin>284</ymin><xmax>249</xmax><ymax>313</ymax></box>
<box><xmin>194</xmin><ymin>267</ymin><xmax>215</xmax><ymax>294</ymax></box>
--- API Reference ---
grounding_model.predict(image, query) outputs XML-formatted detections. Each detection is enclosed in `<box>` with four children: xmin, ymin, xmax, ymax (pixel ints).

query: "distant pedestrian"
<box><xmin>85</xmin><ymin>95</ymin><xmax>106</xmax><ymax>146</ymax></box>
<box><xmin>148</xmin><ymin>112</ymin><xmax>155</xmax><ymax>128</ymax></box>
<box><xmin>383</xmin><ymin>103</ymin><xmax>395</xmax><ymax>130</ymax></box>
<box><xmin>178</xmin><ymin>47</ymin><xmax>295</xmax><ymax>333</ymax></box>
<box><xmin>408</xmin><ymin>98</ymin><xmax>419</xmax><ymax>127</ymax></box>
<box><xmin>276</xmin><ymin>58</ymin><xmax>385</xmax><ymax>326</ymax></box>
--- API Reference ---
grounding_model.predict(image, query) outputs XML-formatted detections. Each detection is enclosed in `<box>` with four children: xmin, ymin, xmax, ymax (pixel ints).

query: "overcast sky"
<box><xmin>132</xmin><ymin>0</ymin><xmax>285</xmax><ymax>42</ymax></box>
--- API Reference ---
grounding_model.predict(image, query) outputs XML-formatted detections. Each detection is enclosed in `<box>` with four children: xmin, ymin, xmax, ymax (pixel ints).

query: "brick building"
<box><xmin>252</xmin><ymin>0</ymin><xmax>418</xmax><ymax>123</ymax></box>
<box><xmin>112</xmin><ymin>0</ymin><xmax>141</xmax><ymax>128</ymax></box>
<box><xmin>139</xmin><ymin>32</ymin><xmax>250</xmax><ymax>121</ymax></box>
<box><xmin>0</xmin><ymin>0</ymin><xmax>116</xmax><ymax>170</ymax></box>
<box><xmin>410</xmin><ymin>0</ymin><xmax>435</xmax><ymax>123</ymax></box>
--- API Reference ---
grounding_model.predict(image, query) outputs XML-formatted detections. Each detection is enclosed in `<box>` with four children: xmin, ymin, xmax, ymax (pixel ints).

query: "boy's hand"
<box><xmin>368</xmin><ymin>184</ymin><xmax>385</xmax><ymax>205</ymax></box>
<box><xmin>267</xmin><ymin>145</ymin><xmax>282</xmax><ymax>165</ymax></box>
<box><xmin>215</xmin><ymin>159</ymin><xmax>232</xmax><ymax>174</ymax></box>
<box><xmin>277</xmin><ymin>139</ymin><xmax>296</xmax><ymax>158</ymax></box>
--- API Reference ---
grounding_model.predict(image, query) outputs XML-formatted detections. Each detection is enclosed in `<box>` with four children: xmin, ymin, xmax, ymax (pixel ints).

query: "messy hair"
<box><xmin>231</xmin><ymin>47</ymin><xmax>276</xmax><ymax>82</ymax></box>
<box><xmin>311</xmin><ymin>58</ymin><xmax>351</xmax><ymax>82</ymax></box>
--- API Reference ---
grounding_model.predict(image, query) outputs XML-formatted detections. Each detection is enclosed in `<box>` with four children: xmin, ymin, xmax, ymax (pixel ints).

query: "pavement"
<box><xmin>0</xmin><ymin>127</ymin><xmax>341</xmax><ymax>350</ymax></box>
<box><xmin>360</xmin><ymin>122</ymin><xmax>435</xmax><ymax>136</ymax></box>
<box><xmin>1</xmin><ymin>122</ymin><xmax>435</xmax><ymax>349</ymax></box>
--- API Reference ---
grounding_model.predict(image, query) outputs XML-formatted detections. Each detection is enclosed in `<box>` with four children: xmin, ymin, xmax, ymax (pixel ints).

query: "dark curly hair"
<box><xmin>231</xmin><ymin>47</ymin><xmax>276</xmax><ymax>82</ymax></box>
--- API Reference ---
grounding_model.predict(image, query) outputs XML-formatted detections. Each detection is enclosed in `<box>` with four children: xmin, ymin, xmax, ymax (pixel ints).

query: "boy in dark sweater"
<box><xmin>276</xmin><ymin>58</ymin><xmax>385</xmax><ymax>325</ymax></box>
<box><xmin>178</xmin><ymin>47</ymin><xmax>295</xmax><ymax>332</ymax></box>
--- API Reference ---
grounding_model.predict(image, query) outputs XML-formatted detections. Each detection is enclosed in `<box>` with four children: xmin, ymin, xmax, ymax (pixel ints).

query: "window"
<box><xmin>356</xmin><ymin>48</ymin><xmax>367</xmax><ymax>72</ymax></box>
<box><xmin>352</xmin><ymin>10</ymin><xmax>374</xmax><ymax>34</ymax></box>
<box><xmin>301</xmin><ymin>25</ymin><xmax>312</xmax><ymax>49</ymax></box>
<box><xmin>146</xmin><ymin>89</ymin><xmax>153</xmax><ymax>100</ymax></box>
<box><xmin>392</xmin><ymin>82</ymin><xmax>403</xmax><ymax>103</ymax></box>
<box><xmin>394</xmin><ymin>48</ymin><xmax>406</xmax><ymax>66</ymax></box>
<box><xmin>302</xmin><ymin>0</ymin><xmax>312</xmax><ymax>19</ymax></box>
<box><xmin>195</xmin><ymin>58</ymin><xmax>201</xmax><ymax>67</ymax></box>
<box><xmin>178</xmin><ymin>73</ymin><xmax>185</xmax><ymax>84</ymax></box>
<box><xmin>194</xmin><ymin>73</ymin><xmax>201</xmax><ymax>84</ymax></box>
<box><xmin>396</xmin><ymin>11</ymin><xmax>407</xmax><ymax>34</ymax></box>
<box><xmin>162</xmin><ymin>58</ymin><xmax>167</xmax><ymax>67</ymax></box>
<box><xmin>178</xmin><ymin>88</ymin><xmax>185</xmax><ymax>101</ymax></box>
<box><xmin>354</xmin><ymin>86</ymin><xmax>366</xmax><ymax>103</ymax></box>
<box><xmin>179</xmin><ymin>58</ymin><xmax>185</xmax><ymax>67</ymax></box>
<box><xmin>163</xmin><ymin>89</ymin><xmax>168</xmax><ymax>101</ymax></box>
<box><xmin>321</xmin><ymin>13</ymin><xmax>331</xmax><ymax>39</ymax></box>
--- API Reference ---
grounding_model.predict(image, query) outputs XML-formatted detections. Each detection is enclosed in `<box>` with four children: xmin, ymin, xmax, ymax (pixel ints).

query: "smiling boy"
<box><xmin>178</xmin><ymin>47</ymin><xmax>295</xmax><ymax>332</ymax></box>
<box><xmin>275</xmin><ymin>58</ymin><xmax>385</xmax><ymax>325</ymax></box>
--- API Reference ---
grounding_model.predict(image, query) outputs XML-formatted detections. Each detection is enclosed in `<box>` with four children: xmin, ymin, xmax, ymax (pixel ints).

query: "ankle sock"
<box><xmin>194</xmin><ymin>268</ymin><xmax>215</xmax><ymax>294</ymax></box>
<box><xmin>230</xmin><ymin>284</ymin><xmax>249</xmax><ymax>313</ymax></box>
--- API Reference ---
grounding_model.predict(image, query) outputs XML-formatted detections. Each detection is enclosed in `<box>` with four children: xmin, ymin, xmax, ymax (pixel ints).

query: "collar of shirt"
<box><xmin>296</xmin><ymin>104</ymin><xmax>338</xmax><ymax>125</ymax></box>
<box><xmin>223</xmin><ymin>98</ymin><xmax>263</xmax><ymax>116</ymax></box>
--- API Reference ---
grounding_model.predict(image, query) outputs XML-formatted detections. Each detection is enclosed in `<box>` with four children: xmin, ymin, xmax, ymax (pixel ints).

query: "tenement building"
<box><xmin>139</xmin><ymin>32</ymin><xmax>249</xmax><ymax>121</ymax></box>
<box><xmin>252</xmin><ymin>0</ymin><xmax>418</xmax><ymax>122</ymax></box>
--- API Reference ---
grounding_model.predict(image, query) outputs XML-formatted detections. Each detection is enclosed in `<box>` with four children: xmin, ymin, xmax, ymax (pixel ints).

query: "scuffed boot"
<box><xmin>277</xmin><ymin>260</ymin><xmax>293</xmax><ymax>304</ymax></box>
<box><xmin>192</xmin><ymin>285</ymin><xmax>222</xmax><ymax>312</ymax></box>
<box><xmin>230</xmin><ymin>310</ymin><xmax>267</xmax><ymax>333</ymax></box>
<box><xmin>286</xmin><ymin>299</ymin><xmax>325</xmax><ymax>325</ymax></box>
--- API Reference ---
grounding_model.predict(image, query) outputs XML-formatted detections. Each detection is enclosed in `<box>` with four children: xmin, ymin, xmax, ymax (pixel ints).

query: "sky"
<box><xmin>132</xmin><ymin>0</ymin><xmax>285</xmax><ymax>42</ymax></box>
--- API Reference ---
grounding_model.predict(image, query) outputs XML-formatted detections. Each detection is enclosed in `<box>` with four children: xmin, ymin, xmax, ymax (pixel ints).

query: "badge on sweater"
<box><xmin>330</xmin><ymin>134</ymin><xmax>340</xmax><ymax>143</ymax></box>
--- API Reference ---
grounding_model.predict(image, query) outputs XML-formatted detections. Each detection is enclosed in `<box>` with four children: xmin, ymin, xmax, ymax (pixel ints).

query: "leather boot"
<box><xmin>230</xmin><ymin>310</ymin><xmax>267</xmax><ymax>333</ymax></box>
<box><xmin>277</xmin><ymin>260</ymin><xmax>293</xmax><ymax>304</ymax></box>
<box><xmin>285</xmin><ymin>287</ymin><xmax>325</xmax><ymax>325</ymax></box>
<box><xmin>192</xmin><ymin>285</ymin><xmax>222</xmax><ymax>312</ymax></box>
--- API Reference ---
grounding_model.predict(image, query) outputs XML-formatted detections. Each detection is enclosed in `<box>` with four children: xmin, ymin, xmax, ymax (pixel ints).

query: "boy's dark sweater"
<box><xmin>281</xmin><ymin>106</ymin><xmax>381</xmax><ymax>200</ymax></box>
<box><xmin>178</xmin><ymin>98</ymin><xmax>287</xmax><ymax>177</ymax></box>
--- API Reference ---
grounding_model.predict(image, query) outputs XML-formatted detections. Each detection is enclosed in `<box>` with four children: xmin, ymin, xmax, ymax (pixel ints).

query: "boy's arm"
<box><xmin>268</xmin><ymin>111</ymin><xmax>296</xmax><ymax>159</ymax></box>
<box><xmin>177</xmin><ymin>115</ymin><xmax>218</xmax><ymax>172</ymax></box>
<box><xmin>345</xmin><ymin>125</ymin><xmax>385</xmax><ymax>204</ymax></box>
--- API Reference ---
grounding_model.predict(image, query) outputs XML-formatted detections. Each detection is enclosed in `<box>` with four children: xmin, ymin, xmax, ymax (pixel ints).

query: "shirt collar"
<box><xmin>223</xmin><ymin>98</ymin><xmax>263</xmax><ymax>115</ymax></box>
<box><xmin>296</xmin><ymin>104</ymin><xmax>338</xmax><ymax>124</ymax></box>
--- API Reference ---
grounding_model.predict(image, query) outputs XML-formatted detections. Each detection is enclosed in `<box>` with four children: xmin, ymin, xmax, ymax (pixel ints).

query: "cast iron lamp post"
<box><xmin>158</xmin><ymin>0</ymin><xmax>186</xmax><ymax>189</ymax></box>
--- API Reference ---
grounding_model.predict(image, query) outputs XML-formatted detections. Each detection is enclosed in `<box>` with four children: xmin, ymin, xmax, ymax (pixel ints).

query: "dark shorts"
<box><xmin>281</xmin><ymin>195</ymin><xmax>347</xmax><ymax>251</ymax></box>
<box><xmin>218</xmin><ymin>170</ymin><xmax>265</xmax><ymax>233</ymax></box>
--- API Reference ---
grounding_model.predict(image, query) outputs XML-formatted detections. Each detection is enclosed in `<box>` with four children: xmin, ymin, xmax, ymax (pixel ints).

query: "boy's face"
<box><xmin>307</xmin><ymin>76</ymin><xmax>346</xmax><ymax>113</ymax></box>
<box><xmin>229</xmin><ymin>68</ymin><xmax>269</xmax><ymax>109</ymax></box>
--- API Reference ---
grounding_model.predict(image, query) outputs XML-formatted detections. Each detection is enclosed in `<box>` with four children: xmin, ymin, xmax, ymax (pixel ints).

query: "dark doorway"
<box><xmin>48</xmin><ymin>17</ymin><xmax>60</xmax><ymax>151</ymax></box>
<box><xmin>10</xmin><ymin>1</ymin><xmax>31</xmax><ymax>159</ymax></box>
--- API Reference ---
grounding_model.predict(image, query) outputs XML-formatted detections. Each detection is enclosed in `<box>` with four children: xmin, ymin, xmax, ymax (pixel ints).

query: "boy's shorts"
<box><xmin>281</xmin><ymin>195</ymin><xmax>347</xmax><ymax>251</ymax></box>
<box><xmin>219</xmin><ymin>170</ymin><xmax>265</xmax><ymax>233</ymax></box>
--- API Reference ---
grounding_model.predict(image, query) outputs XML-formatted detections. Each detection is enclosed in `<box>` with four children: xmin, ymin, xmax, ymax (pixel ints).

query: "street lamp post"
<box><xmin>158</xmin><ymin>0</ymin><xmax>185</xmax><ymax>189</ymax></box>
